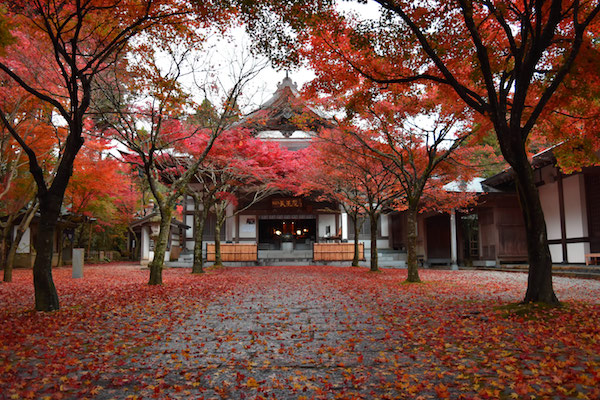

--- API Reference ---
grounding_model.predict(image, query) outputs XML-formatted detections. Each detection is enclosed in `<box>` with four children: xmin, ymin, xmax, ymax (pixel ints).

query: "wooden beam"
<box><xmin>557</xmin><ymin>168</ymin><xmax>568</xmax><ymax>263</ymax></box>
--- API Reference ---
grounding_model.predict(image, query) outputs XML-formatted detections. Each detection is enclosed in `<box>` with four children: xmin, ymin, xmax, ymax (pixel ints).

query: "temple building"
<box><xmin>180</xmin><ymin>76</ymin><xmax>396</xmax><ymax>263</ymax></box>
<box><xmin>138</xmin><ymin>76</ymin><xmax>600</xmax><ymax>268</ymax></box>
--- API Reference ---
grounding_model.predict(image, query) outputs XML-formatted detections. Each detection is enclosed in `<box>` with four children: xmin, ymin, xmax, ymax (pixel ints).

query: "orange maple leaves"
<box><xmin>1</xmin><ymin>264</ymin><xmax>599</xmax><ymax>399</ymax></box>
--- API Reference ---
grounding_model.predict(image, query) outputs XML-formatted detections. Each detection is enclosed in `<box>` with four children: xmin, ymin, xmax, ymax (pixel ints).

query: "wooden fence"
<box><xmin>313</xmin><ymin>243</ymin><xmax>364</xmax><ymax>262</ymax></box>
<box><xmin>206</xmin><ymin>243</ymin><xmax>258</xmax><ymax>262</ymax></box>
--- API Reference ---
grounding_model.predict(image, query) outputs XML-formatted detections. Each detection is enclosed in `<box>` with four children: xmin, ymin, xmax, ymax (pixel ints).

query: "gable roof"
<box><xmin>237</xmin><ymin>76</ymin><xmax>331</xmax><ymax>136</ymax></box>
<box><xmin>482</xmin><ymin>145</ymin><xmax>559</xmax><ymax>188</ymax></box>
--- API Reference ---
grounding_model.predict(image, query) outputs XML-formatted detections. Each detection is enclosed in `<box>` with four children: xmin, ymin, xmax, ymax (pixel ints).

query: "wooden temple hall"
<box><xmin>130</xmin><ymin>76</ymin><xmax>600</xmax><ymax>267</ymax></box>
<box><xmin>179</xmin><ymin>76</ymin><xmax>379</xmax><ymax>263</ymax></box>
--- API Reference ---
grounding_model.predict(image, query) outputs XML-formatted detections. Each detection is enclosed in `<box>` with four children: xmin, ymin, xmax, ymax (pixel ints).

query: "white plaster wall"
<box><xmin>549</xmin><ymin>244</ymin><xmax>563</xmax><ymax>263</ymax></box>
<box><xmin>171</xmin><ymin>232</ymin><xmax>180</xmax><ymax>247</ymax></box>
<box><xmin>563</xmin><ymin>175</ymin><xmax>588</xmax><ymax>239</ymax></box>
<box><xmin>15</xmin><ymin>227</ymin><xmax>31</xmax><ymax>254</ymax></box>
<box><xmin>358</xmin><ymin>239</ymin><xmax>391</xmax><ymax>249</ymax></box>
<box><xmin>318</xmin><ymin>214</ymin><xmax>336</xmax><ymax>237</ymax></box>
<box><xmin>341</xmin><ymin>213</ymin><xmax>348</xmax><ymax>240</ymax></box>
<box><xmin>185</xmin><ymin>214</ymin><xmax>194</xmax><ymax>250</ymax></box>
<box><xmin>239</xmin><ymin>215</ymin><xmax>257</xmax><ymax>239</ymax></box>
<box><xmin>141</xmin><ymin>226</ymin><xmax>150</xmax><ymax>261</ymax></box>
<box><xmin>148</xmin><ymin>250</ymin><xmax>170</xmax><ymax>262</ymax></box>
<box><xmin>539</xmin><ymin>182</ymin><xmax>561</xmax><ymax>240</ymax></box>
<box><xmin>377</xmin><ymin>239</ymin><xmax>390</xmax><ymax>249</ymax></box>
<box><xmin>567</xmin><ymin>242</ymin><xmax>590</xmax><ymax>264</ymax></box>
<box><xmin>380</xmin><ymin>214</ymin><xmax>389</xmax><ymax>237</ymax></box>
<box><xmin>185</xmin><ymin>214</ymin><xmax>194</xmax><ymax>233</ymax></box>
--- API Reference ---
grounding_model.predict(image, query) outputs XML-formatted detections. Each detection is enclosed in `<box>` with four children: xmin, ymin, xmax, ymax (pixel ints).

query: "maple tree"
<box><xmin>212</xmin><ymin>137</ymin><xmax>294</xmax><ymax>268</ymax></box>
<box><xmin>241</xmin><ymin>0</ymin><xmax>600</xmax><ymax>304</ymax></box>
<box><xmin>64</xmin><ymin>138</ymin><xmax>139</xmax><ymax>262</ymax></box>
<box><xmin>94</xmin><ymin>64</ymin><xmax>210</xmax><ymax>285</ymax></box>
<box><xmin>316</xmin><ymin>87</ymin><xmax>478</xmax><ymax>282</ymax></box>
<box><xmin>297</xmin><ymin>146</ymin><xmax>367</xmax><ymax>267</ymax></box>
<box><xmin>95</xmin><ymin>46</ymin><xmax>265</xmax><ymax>284</ymax></box>
<box><xmin>0</xmin><ymin>0</ymin><xmax>229</xmax><ymax>311</ymax></box>
<box><xmin>0</xmin><ymin>78</ymin><xmax>59</xmax><ymax>282</ymax></box>
<box><xmin>186</xmin><ymin>182</ymin><xmax>217</xmax><ymax>274</ymax></box>
<box><xmin>1</xmin><ymin>185</ymin><xmax>38</xmax><ymax>282</ymax></box>
<box><xmin>66</xmin><ymin>139</ymin><xmax>133</xmax><ymax>220</ymax></box>
<box><xmin>537</xmin><ymin>40</ymin><xmax>600</xmax><ymax>173</ymax></box>
<box><xmin>306</xmin><ymin>128</ymin><xmax>397</xmax><ymax>272</ymax></box>
<box><xmin>186</xmin><ymin>128</ymin><xmax>296</xmax><ymax>270</ymax></box>
<box><xmin>185</xmin><ymin>100</ymin><xmax>238</xmax><ymax>274</ymax></box>
<box><xmin>0</xmin><ymin>101</ymin><xmax>28</xmax><ymax>276</ymax></box>
<box><xmin>181</xmin><ymin>52</ymin><xmax>273</xmax><ymax>273</ymax></box>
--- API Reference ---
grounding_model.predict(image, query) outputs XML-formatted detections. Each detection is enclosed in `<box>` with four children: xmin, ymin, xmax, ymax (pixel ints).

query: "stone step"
<box><xmin>365</xmin><ymin>253</ymin><xmax>407</xmax><ymax>261</ymax></box>
<box><xmin>174</xmin><ymin>250</ymin><xmax>407</xmax><ymax>265</ymax></box>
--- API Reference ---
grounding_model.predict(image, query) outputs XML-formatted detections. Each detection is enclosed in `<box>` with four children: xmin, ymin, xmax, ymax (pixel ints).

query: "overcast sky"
<box><xmin>178</xmin><ymin>0</ymin><xmax>382</xmax><ymax>114</ymax></box>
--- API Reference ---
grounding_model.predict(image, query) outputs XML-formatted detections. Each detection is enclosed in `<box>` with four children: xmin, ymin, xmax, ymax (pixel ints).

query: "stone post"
<box><xmin>72</xmin><ymin>248</ymin><xmax>84</xmax><ymax>278</ymax></box>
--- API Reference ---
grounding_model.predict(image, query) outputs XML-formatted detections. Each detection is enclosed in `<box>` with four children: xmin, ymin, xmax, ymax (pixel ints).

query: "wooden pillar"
<box><xmin>235</xmin><ymin>214</ymin><xmax>240</xmax><ymax>243</ymax></box>
<box><xmin>450</xmin><ymin>209</ymin><xmax>458</xmax><ymax>270</ymax></box>
<box><xmin>557</xmin><ymin>168</ymin><xmax>568</xmax><ymax>263</ymax></box>
<box><xmin>316</xmin><ymin>214</ymin><xmax>320</xmax><ymax>243</ymax></box>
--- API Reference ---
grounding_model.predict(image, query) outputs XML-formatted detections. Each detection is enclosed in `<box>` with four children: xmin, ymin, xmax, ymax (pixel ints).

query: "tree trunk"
<box><xmin>369</xmin><ymin>213</ymin><xmax>379</xmax><ymax>272</ymax></box>
<box><xmin>214</xmin><ymin>218</ymin><xmax>223</xmax><ymax>267</ymax></box>
<box><xmin>86</xmin><ymin>222</ymin><xmax>93</xmax><ymax>260</ymax></box>
<box><xmin>74</xmin><ymin>223</ymin><xmax>85</xmax><ymax>248</ymax></box>
<box><xmin>1</xmin><ymin>214</ymin><xmax>16</xmax><ymax>280</ymax></box>
<box><xmin>5</xmin><ymin>242</ymin><xmax>18</xmax><ymax>282</ymax></box>
<box><xmin>351</xmin><ymin>214</ymin><xmax>360</xmax><ymax>267</ymax></box>
<box><xmin>33</xmin><ymin>193</ymin><xmax>62</xmax><ymax>311</ymax></box>
<box><xmin>4</xmin><ymin>204</ymin><xmax>38</xmax><ymax>282</ymax></box>
<box><xmin>496</xmin><ymin>126</ymin><xmax>559</xmax><ymax>305</ymax></box>
<box><xmin>148</xmin><ymin>207</ymin><xmax>172</xmax><ymax>285</ymax></box>
<box><xmin>511</xmin><ymin>155</ymin><xmax>558</xmax><ymax>304</ymax></box>
<box><xmin>56</xmin><ymin>228</ymin><xmax>64</xmax><ymax>268</ymax></box>
<box><xmin>192</xmin><ymin>199</ymin><xmax>209</xmax><ymax>274</ymax></box>
<box><xmin>406</xmin><ymin>206</ymin><xmax>421</xmax><ymax>283</ymax></box>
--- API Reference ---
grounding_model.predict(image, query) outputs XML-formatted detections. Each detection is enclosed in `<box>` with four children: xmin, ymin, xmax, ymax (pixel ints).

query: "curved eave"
<box><xmin>483</xmin><ymin>146</ymin><xmax>558</xmax><ymax>188</ymax></box>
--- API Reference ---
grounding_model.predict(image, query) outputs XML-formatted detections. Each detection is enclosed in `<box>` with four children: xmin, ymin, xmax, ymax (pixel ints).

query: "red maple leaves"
<box><xmin>1</xmin><ymin>265</ymin><xmax>599</xmax><ymax>399</ymax></box>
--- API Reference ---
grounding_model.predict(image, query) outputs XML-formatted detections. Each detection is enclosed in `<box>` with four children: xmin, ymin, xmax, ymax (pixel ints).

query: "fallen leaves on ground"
<box><xmin>1</xmin><ymin>264</ymin><xmax>599</xmax><ymax>399</ymax></box>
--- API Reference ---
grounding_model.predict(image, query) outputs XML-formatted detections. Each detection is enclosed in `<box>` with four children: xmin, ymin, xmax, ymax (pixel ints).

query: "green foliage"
<box><xmin>0</xmin><ymin>9</ymin><xmax>14</xmax><ymax>52</ymax></box>
<box><xmin>189</xmin><ymin>98</ymin><xmax>240</xmax><ymax>128</ymax></box>
<box><xmin>190</xmin><ymin>99</ymin><xmax>220</xmax><ymax>128</ymax></box>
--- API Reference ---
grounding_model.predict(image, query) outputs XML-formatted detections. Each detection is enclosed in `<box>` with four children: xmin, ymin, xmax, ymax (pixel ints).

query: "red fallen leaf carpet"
<box><xmin>1</xmin><ymin>264</ymin><xmax>599</xmax><ymax>399</ymax></box>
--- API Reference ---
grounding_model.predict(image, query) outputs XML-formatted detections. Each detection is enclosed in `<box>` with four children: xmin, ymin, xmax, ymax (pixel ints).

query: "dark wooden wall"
<box><xmin>425</xmin><ymin>214</ymin><xmax>451</xmax><ymax>259</ymax></box>
<box><xmin>586</xmin><ymin>172</ymin><xmax>600</xmax><ymax>252</ymax></box>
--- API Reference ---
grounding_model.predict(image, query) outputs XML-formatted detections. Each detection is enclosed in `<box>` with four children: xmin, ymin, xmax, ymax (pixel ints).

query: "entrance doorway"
<box><xmin>258</xmin><ymin>219</ymin><xmax>316</xmax><ymax>250</ymax></box>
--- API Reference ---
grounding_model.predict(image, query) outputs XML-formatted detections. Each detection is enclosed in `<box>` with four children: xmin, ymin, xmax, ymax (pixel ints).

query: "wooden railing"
<box><xmin>585</xmin><ymin>253</ymin><xmax>600</xmax><ymax>266</ymax></box>
<box><xmin>206</xmin><ymin>243</ymin><xmax>258</xmax><ymax>262</ymax></box>
<box><xmin>313</xmin><ymin>242</ymin><xmax>364</xmax><ymax>262</ymax></box>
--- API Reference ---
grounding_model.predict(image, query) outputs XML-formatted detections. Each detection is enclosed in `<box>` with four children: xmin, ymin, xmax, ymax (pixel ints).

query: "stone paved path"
<box><xmin>155</xmin><ymin>267</ymin><xmax>418</xmax><ymax>399</ymax></box>
<box><xmin>2</xmin><ymin>265</ymin><xmax>600</xmax><ymax>399</ymax></box>
<box><xmin>105</xmin><ymin>267</ymin><xmax>600</xmax><ymax>399</ymax></box>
